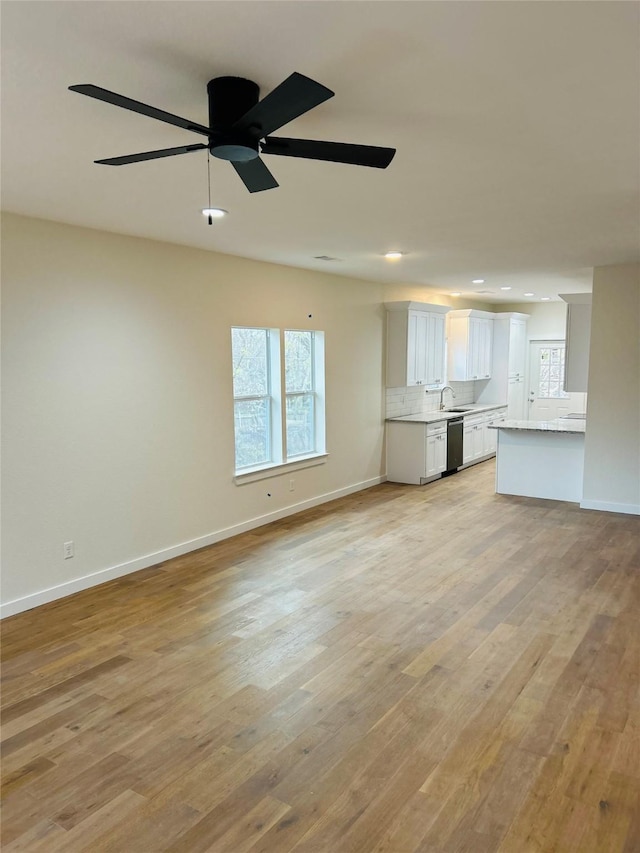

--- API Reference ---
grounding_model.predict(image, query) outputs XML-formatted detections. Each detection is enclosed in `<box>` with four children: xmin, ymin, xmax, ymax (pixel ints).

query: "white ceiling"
<box><xmin>2</xmin><ymin>1</ymin><xmax>639</xmax><ymax>304</ymax></box>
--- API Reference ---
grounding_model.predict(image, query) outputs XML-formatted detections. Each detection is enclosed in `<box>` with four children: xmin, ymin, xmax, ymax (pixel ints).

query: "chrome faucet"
<box><xmin>439</xmin><ymin>385</ymin><xmax>455</xmax><ymax>410</ymax></box>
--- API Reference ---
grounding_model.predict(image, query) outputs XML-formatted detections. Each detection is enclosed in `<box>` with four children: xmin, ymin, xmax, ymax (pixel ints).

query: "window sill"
<box><xmin>234</xmin><ymin>453</ymin><xmax>328</xmax><ymax>485</ymax></box>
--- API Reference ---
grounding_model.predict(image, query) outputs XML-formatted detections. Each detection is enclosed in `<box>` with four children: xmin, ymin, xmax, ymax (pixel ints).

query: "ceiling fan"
<box><xmin>69</xmin><ymin>73</ymin><xmax>396</xmax><ymax>192</ymax></box>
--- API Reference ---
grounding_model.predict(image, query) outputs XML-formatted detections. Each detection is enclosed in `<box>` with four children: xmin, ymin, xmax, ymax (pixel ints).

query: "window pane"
<box><xmin>538</xmin><ymin>346</ymin><xmax>567</xmax><ymax>398</ymax></box>
<box><xmin>285</xmin><ymin>330</ymin><xmax>313</xmax><ymax>393</ymax></box>
<box><xmin>234</xmin><ymin>399</ymin><xmax>270</xmax><ymax>468</ymax></box>
<box><xmin>232</xmin><ymin>327</ymin><xmax>269</xmax><ymax>397</ymax></box>
<box><xmin>286</xmin><ymin>394</ymin><xmax>314</xmax><ymax>457</ymax></box>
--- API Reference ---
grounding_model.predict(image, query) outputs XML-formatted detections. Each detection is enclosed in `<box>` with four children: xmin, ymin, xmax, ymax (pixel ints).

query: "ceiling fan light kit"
<box><xmin>69</xmin><ymin>72</ymin><xmax>396</xmax><ymax>193</ymax></box>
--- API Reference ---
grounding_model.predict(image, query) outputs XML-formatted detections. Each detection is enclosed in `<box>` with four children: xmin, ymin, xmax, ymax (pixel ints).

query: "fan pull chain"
<box><xmin>207</xmin><ymin>153</ymin><xmax>213</xmax><ymax>225</ymax></box>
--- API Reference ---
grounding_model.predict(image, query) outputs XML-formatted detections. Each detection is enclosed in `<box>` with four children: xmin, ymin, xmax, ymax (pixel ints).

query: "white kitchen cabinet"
<box><xmin>507</xmin><ymin>375</ymin><xmax>526</xmax><ymax>419</ymax></box>
<box><xmin>483</xmin><ymin>420</ymin><xmax>497</xmax><ymax>456</ymax></box>
<box><xmin>426</xmin><ymin>423</ymin><xmax>448</xmax><ymax>478</ymax></box>
<box><xmin>483</xmin><ymin>408</ymin><xmax>506</xmax><ymax>455</ymax></box>
<box><xmin>560</xmin><ymin>294</ymin><xmax>591</xmax><ymax>392</ymax></box>
<box><xmin>475</xmin><ymin>313</ymin><xmax>529</xmax><ymax>419</ymax></box>
<box><xmin>462</xmin><ymin>424</ymin><xmax>475</xmax><ymax>465</ymax></box>
<box><xmin>386</xmin><ymin>419</ymin><xmax>447</xmax><ymax>484</ymax></box>
<box><xmin>508</xmin><ymin>317</ymin><xmax>527</xmax><ymax>378</ymax></box>
<box><xmin>462</xmin><ymin>407</ymin><xmax>506</xmax><ymax>466</ymax></box>
<box><xmin>463</xmin><ymin>414</ymin><xmax>485</xmax><ymax>463</ymax></box>
<box><xmin>447</xmin><ymin>310</ymin><xmax>494</xmax><ymax>381</ymax></box>
<box><xmin>388</xmin><ymin>408</ymin><xmax>505</xmax><ymax>483</ymax></box>
<box><xmin>386</xmin><ymin>302</ymin><xmax>449</xmax><ymax>388</ymax></box>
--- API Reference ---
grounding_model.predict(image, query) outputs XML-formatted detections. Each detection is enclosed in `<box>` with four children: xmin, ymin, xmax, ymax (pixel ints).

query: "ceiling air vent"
<box><xmin>474</xmin><ymin>290</ymin><xmax>496</xmax><ymax>295</ymax></box>
<box><xmin>314</xmin><ymin>255</ymin><xmax>342</xmax><ymax>262</ymax></box>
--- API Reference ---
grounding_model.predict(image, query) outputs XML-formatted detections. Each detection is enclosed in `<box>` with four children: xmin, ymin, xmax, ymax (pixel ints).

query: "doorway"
<box><xmin>527</xmin><ymin>340</ymin><xmax>587</xmax><ymax>420</ymax></box>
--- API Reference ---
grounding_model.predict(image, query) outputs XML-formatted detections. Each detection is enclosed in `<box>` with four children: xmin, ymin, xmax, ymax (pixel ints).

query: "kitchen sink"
<box><xmin>446</xmin><ymin>406</ymin><xmax>475</xmax><ymax>412</ymax></box>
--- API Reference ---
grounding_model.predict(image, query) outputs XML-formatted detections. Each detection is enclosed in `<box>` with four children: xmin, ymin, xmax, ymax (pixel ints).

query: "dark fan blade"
<box><xmin>232</xmin><ymin>158</ymin><xmax>279</xmax><ymax>193</ymax></box>
<box><xmin>95</xmin><ymin>144</ymin><xmax>208</xmax><ymax>165</ymax></box>
<box><xmin>233</xmin><ymin>73</ymin><xmax>334</xmax><ymax>136</ymax></box>
<box><xmin>69</xmin><ymin>84</ymin><xmax>212</xmax><ymax>137</ymax></box>
<box><xmin>262</xmin><ymin>137</ymin><xmax>396</xmax><ymax>169</ymax></box>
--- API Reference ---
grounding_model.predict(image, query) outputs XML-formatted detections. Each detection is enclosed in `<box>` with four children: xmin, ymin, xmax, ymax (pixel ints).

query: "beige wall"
<box><xmin>1</xmin><ymin>213</ymin><xmax>390</xmax><ymax>613</ymax></box>
<box><xmin>382</xmin><ymin>283</ymin><xmax>489</xmax><ymax>312</ymax></box>
<box><xmin>501</xmin><ymin>301</ymin><xmax>567</xmax><ymax>340</ymax></box>
<box><xmin>6</xmin><ymin>212</ymin><xmax>634</xmax><ymax>614</ymax></box>
<box><xmin>582</xmin><ymin>263</ymin><xmax>640</xmax><ymax>514</ymax></box>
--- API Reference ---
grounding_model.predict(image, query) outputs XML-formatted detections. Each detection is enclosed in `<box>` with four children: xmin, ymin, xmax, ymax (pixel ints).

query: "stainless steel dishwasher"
<box><xmin>446</xmin><ymin>416</ymin><xmax>464</xmax><ymax>473</ymax></box>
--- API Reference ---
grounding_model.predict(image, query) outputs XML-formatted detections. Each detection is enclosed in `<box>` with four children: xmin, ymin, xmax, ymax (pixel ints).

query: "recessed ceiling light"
<box><xmin>201</xmin><ymin>207</ymin><xmax>227</xmax><ymax>218</ymax></box>
<box><xmin>450</xmin><ymin>292</ymin><xmax>462</xmax><ymax>297</ymax></box>
<box><xmin>472</xmin><ymin>278</ymin><xmax>485</xmax><ymax>284</ymax></box>
<box><xmin>541</xmin><ymin>296</ymin><xmax>551</xmax><ymax>301</ymax></box>
<box><xmin>384</xmin><ymin>251</ymin><xmax>404</xmax><ymax>259</ymax></box>
<box><xmin>500</xmin><ymin>286</ymin><xmax>512</xmax><ymax>291</ymax></box>
<box><xmin>524</xmin><ymin>292</ymin><xmax>535</xmax><ymax>297</ymax></box>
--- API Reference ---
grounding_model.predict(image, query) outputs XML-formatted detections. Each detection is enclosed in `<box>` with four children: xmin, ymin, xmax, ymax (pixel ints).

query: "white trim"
<box><xmin>234</xmin><ymin>453</ymin><xmax>328</xmax><ymax>484</ymax></box>
<box><xmin>579</xmin><ymin>499</ymin><xmax>640</xmax><ymax>516</ymax></box>
<box><xmin>0</xmin><ymin>474</ymin><xmax>385</xmax><ymax>619</ymax></box>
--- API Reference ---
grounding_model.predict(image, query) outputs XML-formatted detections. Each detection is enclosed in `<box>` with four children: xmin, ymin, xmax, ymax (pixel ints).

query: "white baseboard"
<box><xmin>579</xmin><ymin>499</ymin><xmax>640</xmax><ymax>516</ymax></box>
<box><xmin>1</xmin><ymin>475</ymin><xmax>386</xmax><ymax>619</ymax></box>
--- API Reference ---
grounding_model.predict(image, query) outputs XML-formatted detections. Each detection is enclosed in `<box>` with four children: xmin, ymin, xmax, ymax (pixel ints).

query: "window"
<box><xmin>231</xmin><ymin>326</ymin><xmax>325</xmax><ymax>475</ymax></box>
<box><xmin>537</xmin><ymin>344</ymin><xmax>569</xmax><ymax>399</ymax></box>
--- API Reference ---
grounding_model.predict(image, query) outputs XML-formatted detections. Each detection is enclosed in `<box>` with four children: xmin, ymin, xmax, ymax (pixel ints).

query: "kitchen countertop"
<box><xmin>388</xmin><ymin>402</ymin><xmax>508</xmax><ymax>424</ymax></box>
<box><xmin>489</xmin><ymin>418</ymin><xmax>586</xmax><ymax>434</ymax></box>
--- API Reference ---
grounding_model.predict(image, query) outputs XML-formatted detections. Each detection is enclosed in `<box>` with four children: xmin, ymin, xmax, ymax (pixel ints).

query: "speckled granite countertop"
<box><xmin>488</xmin><ymin>418</ymin><xmax>586</xmax><ymax>434</ymax></box>
<box><xmin>388</xmin><ymin>403</ymin><xmax>507</xmax><ymax>424</ymax></box>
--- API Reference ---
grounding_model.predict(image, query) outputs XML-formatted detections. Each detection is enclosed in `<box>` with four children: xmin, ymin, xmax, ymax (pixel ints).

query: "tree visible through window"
<box><xmin>285</xmin><ymin>330</ymin><xmax>315</xmax><ymax>457</ymax></box>
<box><xmin>231</xmin><ymin>327</ymin><xmax>274</xmax><ymax>469</ymax></box>
<box><xmin>537</xmin><ymin>345</ymin><xmax>568</xmax><ymax>399</ymax></box>
<box><xmin>231</xmin><ymin>326</ymin><xmax>325</xmax><ymax>473</ymax></box>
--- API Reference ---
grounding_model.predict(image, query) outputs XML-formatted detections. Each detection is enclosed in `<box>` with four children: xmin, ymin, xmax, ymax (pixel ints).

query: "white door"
<box><xmin>527</xmin><ymin>341</ymin><xmax>587</xmax><ymax>420</ymax></box>
<box><xmin>425</xmin><ymin>434</ymin><xmax>438</xmax><ymax>478</ymax></box>
<box><xmin>508</xmin><ymin>376</ymin><xmax>526</xmax><ymax>419</ymax></box>
<box><xmin>407</xmin><ymin>311</ymin><xmax>428</xmax><ymax>385</ymax></box>
<box><xmin>463</xmin><ymin>425</ymin><xmax>474</xmax><ymax>464</ymax></box>
<box><xmin>426</xmin><ymin>313</ymin><xmax>446</xmax><ymax>386</ymax></box>
<box><xmin>479</xmin><ymin>320</ymin><xmax>492</xmax><ymax>379</ymax></box>
<box><xmin>508</xmin><ymin>319</ymin><xmax>527</xmax><ymax>377</ymax></box>
<box><xmin>467</xmin><ymin>318</ymin><xmax>481</xmax><ymax>380</ymax></box>
<box><xmin>435</xmin><ymin>433</ymin><xmax>447</xmax><ymax>473</ymax></box>
<box><xmin>473</xmin><ymin>425</ymin><xmax>484</xmax><ymax>459</ymax></box>
<box><xmin>483</xmin><ymin>421</ymin><xmax>497</xmax><ymax>455</ymax></box>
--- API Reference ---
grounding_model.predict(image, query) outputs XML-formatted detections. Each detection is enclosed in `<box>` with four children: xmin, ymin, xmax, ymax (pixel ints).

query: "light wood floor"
<box><xmin>2</xmin><ymin>460</ymin><xmax>639</xmax><ymax>852</ymax></box>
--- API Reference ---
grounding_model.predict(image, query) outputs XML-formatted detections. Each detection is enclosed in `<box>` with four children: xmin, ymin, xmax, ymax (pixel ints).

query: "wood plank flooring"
<box><xmin>2</xmin><ymin>459</ymin><xmax>639</xmax><ymax>852</ymax></box>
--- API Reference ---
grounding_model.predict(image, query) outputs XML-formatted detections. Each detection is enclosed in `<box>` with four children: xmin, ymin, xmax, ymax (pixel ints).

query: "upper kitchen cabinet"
<box><xmin>447</xmin><ymin>310</ymin><xmax>495</xmax><ymax>381</ymax></box>
<box><xmin>385</xmin><ymin>302</ymin><xmax>450</xmax><ymax>388</ymax></box>
<box><xmin>560</xmin><ymin>294</ymin><xmax>591</xmax><ymax>392</ymax></box>
<box><xmin>507</xmin><ymin>315</ymin><xmax>527</xmax><ymax>378</ymax></box>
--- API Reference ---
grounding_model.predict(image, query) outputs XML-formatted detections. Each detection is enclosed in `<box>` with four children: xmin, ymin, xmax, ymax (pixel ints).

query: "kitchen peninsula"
<box><xmin>490</xmin><ymin>418</ymin><xmax>586</xmax><ymax>503</ymax></box>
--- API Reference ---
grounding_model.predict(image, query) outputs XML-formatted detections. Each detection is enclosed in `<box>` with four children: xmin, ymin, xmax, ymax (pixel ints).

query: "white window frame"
<box><xmin>232</xmin><ymin>326</ymin><xmax>327</xmax><ymax>483</ymax></box>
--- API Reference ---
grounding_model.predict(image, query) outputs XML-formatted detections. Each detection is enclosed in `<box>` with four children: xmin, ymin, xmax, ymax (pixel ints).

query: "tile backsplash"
<box><xmin>386</xmin><ymin>382</ymin><xmax>476</xmax><ymax>419</ymax></box>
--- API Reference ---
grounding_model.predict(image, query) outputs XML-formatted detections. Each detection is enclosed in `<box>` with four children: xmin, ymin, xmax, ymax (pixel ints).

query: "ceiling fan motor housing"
<box><xmin>207</xmin><ymin>76</ymin><xmax>260</xmax><ymax>161</ymax></box>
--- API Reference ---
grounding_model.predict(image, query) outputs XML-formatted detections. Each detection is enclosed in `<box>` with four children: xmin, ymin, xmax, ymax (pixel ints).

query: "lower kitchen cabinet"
<box><xmin>386</xmin><ymin>420</ymin><xmax>447</xmax><ymax>484</ymax></box>
<box><xmin>462</xmin><ymin>407</ymin><xmax>507</xmax><ymax>467</ymax></box>
<box><xmin>426</xmin><ymin>423</ymin><xmax>447</xmax><ymax>478</ymax></box>
<box><xmin>463</xmin><ymin>419</ymin><xmax>484</xmax><ymax>464</ymax></box>
<box><xmin>387</xmin><ymin>407</ymin><xmax>507</xmax><ymax>485</ymax></box>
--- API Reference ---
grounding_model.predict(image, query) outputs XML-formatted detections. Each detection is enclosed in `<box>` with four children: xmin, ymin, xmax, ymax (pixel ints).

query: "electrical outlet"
<box><xmin>289</xmin><ymin>478</ymin><xmax>295</xmax><ymax>492</ymax></box>
<box><xmin>63</xmin><ymin>541</ymin><xmax>74</xmax><ymax>559</ymax></box>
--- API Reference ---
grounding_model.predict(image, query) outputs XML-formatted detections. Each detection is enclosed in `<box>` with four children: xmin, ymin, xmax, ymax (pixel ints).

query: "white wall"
<box><xmin>582</xmin><ymin>263</ymin><xmax>640</xmax><ymax>514</ymax></box>
<box><xmin>1</xmin><ymin>213</ymin><xmax>387</xmax><ymax>614</ymax></box>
